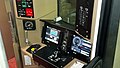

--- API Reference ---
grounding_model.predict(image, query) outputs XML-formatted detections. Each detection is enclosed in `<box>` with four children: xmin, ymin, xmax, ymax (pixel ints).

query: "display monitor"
<box><xmin>69</xmin><ymin>33</ymin><xmax>92</xmax><ymax>62</ymax></box>
<box><xmin>45</xmin><ymin>26</ymin><xmax>61</xmax><ymax>44</ymax></box>
<box><xmin>41</xmin><ymin>22</ymin><xmax>64</xmax><ymax>46</ymax></box>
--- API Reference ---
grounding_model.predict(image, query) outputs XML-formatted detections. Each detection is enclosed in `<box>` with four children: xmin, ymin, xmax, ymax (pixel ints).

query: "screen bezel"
<box><xmin>41</xmin><ymin>22</ymin><xmax>64</xmax><ymax>46</ymax></box>
<box><xmin>68</xmin><ymin>32</ymin><xmax>92</xmax><ymax>63</ymax></box>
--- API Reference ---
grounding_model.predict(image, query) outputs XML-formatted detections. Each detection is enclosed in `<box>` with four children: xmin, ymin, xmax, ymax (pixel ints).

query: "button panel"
<box><xmin>16</xmin><ymin>0</ymin><xmax>34</xmax><ymax>18</ymax></box>
<box><xmin>76</xmin><ymin>0</ymin><xmax>94</xmax><ymax>39</ymax></box>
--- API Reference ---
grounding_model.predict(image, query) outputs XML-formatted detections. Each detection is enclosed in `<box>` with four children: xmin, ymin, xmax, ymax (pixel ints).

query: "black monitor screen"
<box><xmin>45</xmin><ymin>26</ymin><xmax>61</xmax><ymax>44</ymax></box>
<box><xmin>71</xmin><ymin>35</ymin><xmax>91</xmax><ymax>57</ymax></box>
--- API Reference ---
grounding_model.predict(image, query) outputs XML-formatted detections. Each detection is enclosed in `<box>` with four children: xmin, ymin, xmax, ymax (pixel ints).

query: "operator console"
<box><xmin>33</xmin><ymin>45</ymin><xmax>73</xmax><ymax>68</ymax></box>
<box><xmin>33</xmin><ymin>20</ymin><xmax>92</xmax><ymax>68</ymax></box>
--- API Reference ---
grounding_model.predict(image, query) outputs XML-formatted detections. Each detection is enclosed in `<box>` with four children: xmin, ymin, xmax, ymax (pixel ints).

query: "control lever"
<box><xmin>54</xmin><ymin>51</ymin><xmax>58</xmax><ymax>58</ymax></box>
<box><xmin>48</xmin><ymin>51</ymin><xmax>61</xmax><ymax>62</ymax></box>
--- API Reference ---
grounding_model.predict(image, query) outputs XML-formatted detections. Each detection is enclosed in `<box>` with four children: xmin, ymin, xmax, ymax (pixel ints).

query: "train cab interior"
<box><xmin>0</xmin><ymin>0</ymin><xmax>120</xmax><ymax>68</ymax></box>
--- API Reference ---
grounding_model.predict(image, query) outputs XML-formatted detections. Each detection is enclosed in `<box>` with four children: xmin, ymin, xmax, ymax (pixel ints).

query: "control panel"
<box><xmin>16</xmin><ymin>0</ymin><xmax>34</xmax><ymax>18</ymax></box>
<box><xmin>60</xmin><ymin>30</ymin><xmax>70</xmax><ymax>54</ymax></box>
<box><xmin>33</xmin><ymin>45</ymin><xmax>73</xmax><ymax>68</ymax></box>
<box><xmin>76</xmin><ymin>0</ymin><xmax>94</xmax><ymax>39</ymax></box>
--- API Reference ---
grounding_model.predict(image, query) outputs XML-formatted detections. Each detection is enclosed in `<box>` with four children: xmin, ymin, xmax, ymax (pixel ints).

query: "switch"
<box><xmin>26</xmin><ymin>8</ymin><xmax>33</xmax><ymax>16</ymax></box>
<box><xmin>22</xmin><ymin>2</ymin><xmax>27</xmax><ymax>7</ymax></box>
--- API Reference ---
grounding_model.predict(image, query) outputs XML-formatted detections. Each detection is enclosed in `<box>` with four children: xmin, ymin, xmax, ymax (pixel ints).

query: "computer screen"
<box><xmin>71</xmin><ymin>34</ymin><xmax>91</xmax><ymax>58</ymax></box>
<box><xmin>41</xmin><ymin>21</ymin><xmax>64</xmax><ymax>46</ymax></box>
<box><xmin>45</xmin><ymin>26</ymin><xmax>61</xmax><ymax>44</ymax></box>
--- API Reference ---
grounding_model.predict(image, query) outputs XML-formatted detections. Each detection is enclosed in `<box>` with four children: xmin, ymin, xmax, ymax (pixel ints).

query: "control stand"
<box><xmin>33</xmin><ymin>46</ymin><xmax>73</xmax><ymax>68</ymax></box>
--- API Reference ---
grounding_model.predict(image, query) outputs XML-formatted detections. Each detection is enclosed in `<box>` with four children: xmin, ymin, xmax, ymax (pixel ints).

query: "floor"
<box><xmin>8</xmin><ymin>57</ymin><xmax>17</xmax><ymax>68</ymax></box>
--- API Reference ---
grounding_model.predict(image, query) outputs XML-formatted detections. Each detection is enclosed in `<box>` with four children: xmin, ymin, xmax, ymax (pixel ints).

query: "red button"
<box><xmin>26</xmin><ymin>8</ymin><xmax>33</xmax><ymax>16</ymax></box>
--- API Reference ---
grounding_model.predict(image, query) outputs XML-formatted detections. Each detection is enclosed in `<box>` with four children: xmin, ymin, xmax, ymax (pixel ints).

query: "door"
<box><xmin>0</xmin><ymin>0</ymin><xmax>15</xmax><ymax>60</ymax></box>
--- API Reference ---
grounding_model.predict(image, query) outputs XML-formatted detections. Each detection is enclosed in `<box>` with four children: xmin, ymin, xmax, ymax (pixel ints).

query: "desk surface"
<box><xmin>21</xmin><ymin>45</ymin><xmax>86</xmax><ymax>68</ymax></box>
<box><xmin>21</xmin><ymin>43</ymin><xmax>46</xmax><ymax>58</ymax></box>
<box><xmin>33</xmin><ymin>45</ymin><xmax>73</xmax><ymax>68</ymax></box>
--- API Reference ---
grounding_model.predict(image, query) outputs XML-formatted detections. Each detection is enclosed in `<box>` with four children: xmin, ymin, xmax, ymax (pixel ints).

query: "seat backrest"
<box><xmin>85</xmin><ymin>56</ymin><xmax>102</xmax><ymax>68</ymax></box>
